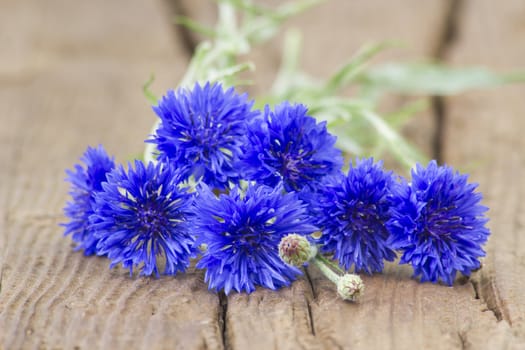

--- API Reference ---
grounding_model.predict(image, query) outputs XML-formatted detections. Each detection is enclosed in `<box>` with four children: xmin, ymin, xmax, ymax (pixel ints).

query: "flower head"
<box><xmin>63</xmin><ymin>145</ymin><xmax>115</xmax><ymax>255</ymax></box>
<box><xmin>149</xmin><ymin>82</ymin><xmax>259</xmax><ymax>189</ymax></box>
<box><xmin>387</xmin><ymin>161</ymin><xmax>490</xmax><ymax>285</ymax></box>
<box><xmin>239</xmin><ymin>102</ymin><xmax>343</xmax><ymax>192</ymax></box>
<box><xmin>91</xmin><ymin>161</ymin><xmax>195</xmax><ymax>277</ymax></box>
<box><xmin>315</xmin><ymin>158</ymin><xmax>397</xmax><ymax>274</ymax></box>
<box><xmin>279</xmin><ymin>234</ymin><xmax>317</xmax><ymax>267</ymax></box>
<box><xmin>337</xmin><ymin>274</ymin><xmax>365</xmax><ymax>301</ymax></box>
<box><xmin>194</xmin><ymin>183</ymin><xmax>316</xmax><ymax>294</ymax></box>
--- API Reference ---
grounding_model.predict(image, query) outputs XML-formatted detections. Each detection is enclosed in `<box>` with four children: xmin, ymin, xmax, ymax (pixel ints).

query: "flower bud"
<box><xmin>278</xmin><ymin>234</ymin><xmax>316</xmax><ymax>267</ymax></box>
<box><xmin>337</xmin><ymin>274</ymin><xmax>364</xmax><ymax>301</ymax></box>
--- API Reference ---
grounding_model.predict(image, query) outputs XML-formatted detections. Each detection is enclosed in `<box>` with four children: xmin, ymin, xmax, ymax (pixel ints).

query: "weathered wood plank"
<box><xmin>225</xmin><ymin>278</ymin><xmax>319</xmax><ymax>350</ymax></box>
<box><xmin>0</xmin><ymin>1</ymin><xmax>222</xmax><ymax>349</ymax></box>
<box><xmin>2</xmin><ymin>0</ymin><xmax>521</xmax><ymax>348</ymax></box>
<box><xmin>443</xmin><ymin>0</ymin><xmax>525</xmax><ymax>346</ymax></box>
<box><xmin>308</xmin><ymin>262</ymin><xmax>510</xmax><ymax>349</ymax></box>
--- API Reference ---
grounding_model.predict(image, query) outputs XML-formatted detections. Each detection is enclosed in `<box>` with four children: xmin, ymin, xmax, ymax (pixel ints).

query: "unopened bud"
<box><xmin>278</xmin><ymin>234</ymin><xmax>316</xmax><ymax>267</ymax></box>
<box><xmin>337</xmin><ymin>274</ymin><xmax>364</xmax><ymax>301</ymax></box>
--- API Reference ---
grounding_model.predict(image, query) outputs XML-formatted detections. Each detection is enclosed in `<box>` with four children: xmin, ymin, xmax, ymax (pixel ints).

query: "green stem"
<box><xmin>316</xmin><ymin>253</ymin><xmax>345</xmax><ymax>274</ymax></box>
<box><xmin>312</xmin><ymin>256</ymin><xmax>340</xmax><ymax>285</ymax></box>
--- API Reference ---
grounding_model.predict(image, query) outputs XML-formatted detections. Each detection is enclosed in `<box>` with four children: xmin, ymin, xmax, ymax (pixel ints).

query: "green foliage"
<box><xmin>176</xmin><ymin>0</ymin><xmax>322</xmax><ymax>89</ymax></box>
<box><xmin>358</xmin><ymin>63</ymin><xmax>525</xmax><ymax>95</ymax></box>
<box><xmin>144</xmin><ymin>0</ymin><xmax>525</xmax><ymax>169</ymax></box>
<box><xmin>143</xmin><ymin>74</ymin><xmax>158</xmax><ymax>105</ymax></box>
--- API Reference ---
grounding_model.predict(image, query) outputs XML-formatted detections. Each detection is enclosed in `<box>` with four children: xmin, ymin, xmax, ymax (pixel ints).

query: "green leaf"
<box><xmin>239</xmin><ymin>0</ymin><xmax>323</xmax><ymax>44</ymax></box>
<box><xmin>143</xmin><ymin>74</ymin><xmax>158</xmax><ymax>105</ymax></box>
<box><xmin>227</xmin><ymin>0</ymin><xmax>323</xmax><ymax>21</ymax></box>
<box><xmin>273</xmin><ymin>0</ymin><xmax>325</xmax><ymax>21</ymax></box>
<box><xmin>324</xmin><ymin>41</ymin><xmax>399</xmax><ymax>93</ymax></box>
<box><xmin>175</xmin><ymin>16</ymin><xmax>216</xmax><ymax>38</ymax></box>
<box><xmin>271</xmin><ymin>29</ymin><xmax>303</xmax><ymax>96</ymax></box>
<box><xmin>207</xmin><ymin>62</ymin><xmax>255</xmax><ymax>87</ymax></box>
<box><xmin>359</xmin><ymin>63</ymin><xmax>525</xmax><ymax>95</ymax></box>
<box><xmin>385</xmin><ymin>99</ymin><xmax>429</xmax><ymax>128</ymax></box>
<box><xmin>357</xmin><ymin>109</ymin><xmax>427</xmax><ymax>168</ymax></box>
<box><xmin>319</xmin><ymin>99</ymin><xmax>427</xmax><ymax>167</ymax></box>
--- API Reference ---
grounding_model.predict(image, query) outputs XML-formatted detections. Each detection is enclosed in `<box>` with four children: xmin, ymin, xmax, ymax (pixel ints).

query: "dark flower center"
<box><xmin>269</xmin><ymin>141</ymin><xmax>316</xmax><ymax>188</ymax></box>
<box><xmin>187</xmin><ymin>113</ymin><xmax>234</xmax><ymax>160</ymax></box>
<box><xmin>280</xmin><ymin>154</ymin><xmax>302</xmax><ymax>181</ymax></box>
<box><xmin>230</xmin><ymin>224</ymin><xmax>270</xmax><ymax>256</ymax></box>
<box><xmin>135</xmin><ymin>199</ymin><xmax>173</xmax><ymax>237</ymax></box>
<box><xmin>420</xmin><ymin>204</ymin><xmax>466</xmax><ymax>241</ymax></box>
<box><xmin>342</xmin><ymin>200</ymin><xmax>383</xmax><ymax>235</ymax></box>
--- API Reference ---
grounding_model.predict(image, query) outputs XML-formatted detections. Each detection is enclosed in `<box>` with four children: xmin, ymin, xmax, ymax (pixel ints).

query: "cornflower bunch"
<box><xmin>63</xmin><ymin>82</ymin><xmax>490</xmax><ymax>300</ymax></box>
<box><xmin>62</xmin><ymin>0</ymin><xmax>510</xmax><ymax>300</ymax></box>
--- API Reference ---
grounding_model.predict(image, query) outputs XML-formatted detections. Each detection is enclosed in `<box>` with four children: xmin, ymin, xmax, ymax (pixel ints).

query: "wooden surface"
<box><xmin>1</xmin><ymin>0</ymin><xmax>524</xmax><ymax>349</ymax></box>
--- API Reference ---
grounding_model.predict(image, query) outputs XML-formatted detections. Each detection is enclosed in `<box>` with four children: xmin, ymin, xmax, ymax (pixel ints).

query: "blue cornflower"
<box><xmin>91</xmin><ymin>161</ymin><xmax>195</xmax><ymax>277</ymax></box>
<box><xmin>149</xmin><ymin>82</ymin><xmax>259</xmax><ymax>190</ymax></box>
<box><xmin>63</xmin><ymin>145</ymin><xmax>115</xmax><ymax>255</ymax></box>
<box><xmin>387</xmin><ymin>161</ymin><xmax>490</xmax><ymax>285</ymax></box>
<box><xmin>194</xmin><ymin>183</ymin><xmax>316</xmax><ymax>294</ymax></box>
<box><xmin>239</xmin><ymin>102</ymin><xmax>343</xmax><ymax>192</ymax></box>
<box><xmin>315</xmin><ymin>158</ymin><xmax>397</xmax><ymax>274</ymax></box>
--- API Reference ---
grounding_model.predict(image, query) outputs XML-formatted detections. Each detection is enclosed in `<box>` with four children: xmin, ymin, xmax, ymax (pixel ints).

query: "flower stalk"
<box><xmin>312</xmin><ymin>255</ymin><xmax>365</xmax><ymax>302</ymax></box>
<box><xmin>278</xmin><ymin>234</ymin><xmax>364</xmax><ymax>301</ymax></box>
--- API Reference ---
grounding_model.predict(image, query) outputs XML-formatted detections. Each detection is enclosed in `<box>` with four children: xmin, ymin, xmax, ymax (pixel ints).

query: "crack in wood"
<box><xmin>458</xmin><ymin>331</ymin><xmax>468</xmax><ymax>350</ymax></box>
<box><xmin>202</xmin><ymin>337</ymin><xmax>209</xmax><ymax>350</ymax></box>
<box><xmin>431</xmin><ymin>0</ymin><xmax>464</xmax><ymax>164</ymax></box>
<box><xmin>305</xmin><ymin>298</ymin><xmax>316</xmax><ymax>337</ymax></box>
<box><xmin>433</xmin><ymin>0</ymin><xmax>464</xmax><ymax>59</ymax></box>
<box><xmin>304</xmin><ymin>267</ymin><xmax>318</xmax><ymax>301</ymax></box>
<box><xmin>163</xmin><ymin>0</ymin><xmax>200</xmax><ymax>55</ymax></box>
<box><xmin>431</xmin><ymin>98</ymin><xmax>445</xmax><ymax>164</ymax></box>
<box><xmin>303</xmin><ymin>268</ymin><xmax>317</xmax><ymax>337</ymax></box>
<box><xmin>303</xmin><ymin>268</ymin><xmax>317</xmax><ymax>336</ymax></box>
<box><xmin>218</xmin><ymin>292</ymin><xmax>230</xmax><ymax>350</ymax></box>
<box><xmin>471</xmin><ymin>273</ymin><xmax>511</xmax><ymax>324</ymax></box>
<box><xmin>433</xmin><ymin>0</ymin><xmax>511</xmax><ymax>328</ymax></box>
<box><xmin>469</xmin><ymin>279</ymin><xmax>480</xmax><ymax>300</ymax></box>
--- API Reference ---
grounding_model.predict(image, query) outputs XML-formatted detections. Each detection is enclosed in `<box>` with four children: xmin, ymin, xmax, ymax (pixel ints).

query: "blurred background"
<box><xmin>1</xmin><ymin>0</ymin><xmax>453</xmax><ymax>163</ymax></box>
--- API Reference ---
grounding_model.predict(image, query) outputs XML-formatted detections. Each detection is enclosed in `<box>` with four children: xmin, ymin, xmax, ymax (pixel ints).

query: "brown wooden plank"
<box><xmin>225</xmin><ymin>279</ymin><xmax>319</xmax><ymax>350</ymax></box>
<box><xmin>308</xmin><ymin>262</ymin><xmax>511</xmax><ymax>349</ymax></box>
<box><xmin>2</xmin><ymin>0</ymin><xmax>520</xmax><ymax>348</ymax></box>
<box><xmin>0</xmin><ymin>1</ymin><xmax>222</xmax><ymax>349</ymax></box>
<box><xmin>443</xmin><ymin>0</ymin><xmax>525</xmax><ymax>346</ymax></box>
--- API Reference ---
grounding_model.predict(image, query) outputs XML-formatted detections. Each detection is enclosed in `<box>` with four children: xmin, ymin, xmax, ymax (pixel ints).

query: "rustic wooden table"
<box><xmin>1</xmin><ymin>0</ymin><xmax>524</xmax><ymax>349</ymax></box>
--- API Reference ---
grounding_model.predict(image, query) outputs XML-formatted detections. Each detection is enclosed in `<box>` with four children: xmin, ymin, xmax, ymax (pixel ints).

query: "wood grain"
<box><xmin>308</xmin><ymin>262</ymin><xmax>513</xmax><ymax>349</ymax></box>
<box><xmin>0</xmin><ymin>0</ymin><xmax>221</xmax><ymax>349</ymax></box>
<box><xmin>443</xmin><ymin>0</ymin><xmax>525</xmax><ymax>347</ymax></box>
<box><xmin>1</xmin><ymin>0</ymin><xmax>524</xmax><ymax>348</ymax></box>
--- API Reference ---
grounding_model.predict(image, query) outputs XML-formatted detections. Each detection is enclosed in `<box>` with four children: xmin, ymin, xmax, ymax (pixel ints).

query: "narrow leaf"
<box><xmin>325</xmin><ymin>41</ymin><xmax>399</xmax><ymax>93</ymax></box>
<box><xmin>143</xmin><ymin>74</ymin><xmax>158</xmax><ymax>105</ymax></box>
<box><xmin>359</xmin><ymin>63</ymin><xmax>525</xmax><ymax>95</ymax></box>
